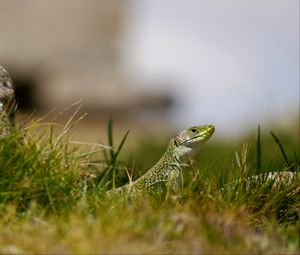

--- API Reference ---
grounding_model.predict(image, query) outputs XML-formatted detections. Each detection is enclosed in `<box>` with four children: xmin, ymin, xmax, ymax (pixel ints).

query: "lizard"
<box><xmin>107</xmin><ymin>124</ymin><xmax>215</xmax><ymax>196</ymax></box>
<box><xmin>0</xmin><ymin>66</ymin><xmax>16</xmax><ymax>138</ymax></box>
<box><xmin>107</xmin><ymin>124</ymin><xmax>299</xmax><ymax>196</ymax></box>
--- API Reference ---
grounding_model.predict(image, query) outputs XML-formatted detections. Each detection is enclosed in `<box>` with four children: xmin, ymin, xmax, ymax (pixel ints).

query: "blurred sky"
<box><xmin>122</xmin><ymin>0</ymin><xmax>299</xmax><ymax>136</ymax></box>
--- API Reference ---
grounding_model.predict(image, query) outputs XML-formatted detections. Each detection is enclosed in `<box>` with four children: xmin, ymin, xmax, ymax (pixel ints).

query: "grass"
<box><xmin>0</xmin><ymin>114</ymin><xmax>299</xmax><ymax>254</ymax></box>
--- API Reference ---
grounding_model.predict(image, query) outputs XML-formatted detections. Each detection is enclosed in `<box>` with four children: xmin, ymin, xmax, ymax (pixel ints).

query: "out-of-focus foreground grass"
<box><xmin>0</xmin><ymin>115</ymin><xmax>299</xmax><ymax>254</ymax></box>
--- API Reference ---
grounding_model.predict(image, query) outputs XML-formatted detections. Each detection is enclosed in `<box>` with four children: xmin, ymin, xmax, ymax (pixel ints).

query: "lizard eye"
<box><xmin>191</xmin><ymin>128</ymin><xmax>197</xmax><ymax>133</ymax></box>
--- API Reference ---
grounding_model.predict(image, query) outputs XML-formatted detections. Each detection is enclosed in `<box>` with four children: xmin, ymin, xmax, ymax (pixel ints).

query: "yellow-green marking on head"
<box><xmin>174</xmin><ymin>124</ymin><xmax>215</xmax><ymax>159</ymax></box>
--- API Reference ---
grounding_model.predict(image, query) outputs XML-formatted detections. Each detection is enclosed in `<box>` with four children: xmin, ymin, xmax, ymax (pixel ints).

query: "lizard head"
<box><xmin>173</xmin><ymin>124</ymin><xmax>215</xmax><ymax>159</ymax></box>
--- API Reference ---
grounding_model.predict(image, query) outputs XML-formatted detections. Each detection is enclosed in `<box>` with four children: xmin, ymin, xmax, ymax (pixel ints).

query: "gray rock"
<box><xmin>0</xmin><ymin>66</ymin><xmax>15</xmax><ymax>137</ymax></box>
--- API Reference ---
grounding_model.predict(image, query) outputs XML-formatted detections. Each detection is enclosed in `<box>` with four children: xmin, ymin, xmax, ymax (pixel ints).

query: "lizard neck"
<box><xmin>150</xmin><ymin>138</ymin><xmax>180</xmax><ymax>172</ymax></box>
<box><xmin>136</xmin><ymin>139</ymin><xmax>181</xmax><ymax>184</ymax></box>
<box><xmin>159</xmin><ymin>138</ymin><xmax>181</xmax><ymax>168</ymax></box>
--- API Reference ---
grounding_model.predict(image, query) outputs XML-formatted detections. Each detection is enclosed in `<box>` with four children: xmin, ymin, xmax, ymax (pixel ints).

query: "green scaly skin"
<box><xmin>107</xmin><ymin>124</ymin><xmax>215</xmax><ymax>195</ymax></box>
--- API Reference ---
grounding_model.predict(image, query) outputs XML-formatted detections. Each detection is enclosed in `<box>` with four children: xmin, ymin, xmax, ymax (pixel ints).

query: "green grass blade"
<box><xmin>108</xmin><ymin>117</ymin><xmax>114</xmax><ymax>160</ymax></box>
<box><xmin>270</xmin><ymin>131</ymin><xmax>289</xmax><ymax>164</ymax></box>
<box><xmin>292</xmin><ymin>147</ymin><xmax>299</xmax><ymax>165</ymax></box>
<box><xmin>112</xmin><ymin>130</ymin><xmax>129</xmax><ymax>190</ymax></box>
<box><xmin>115</xmin><ymin>130</ymin><xmax>130</xmax><ymax>160</ymax></box>
<box><xmin>97</xmin><ymin>120</ymin><xmax>129</xmax><ymax>190</ymax></box>
<box><xmin>256</xmin><ymin>125</ymin><xmax>261</xmax><ymax>173</ymax></box>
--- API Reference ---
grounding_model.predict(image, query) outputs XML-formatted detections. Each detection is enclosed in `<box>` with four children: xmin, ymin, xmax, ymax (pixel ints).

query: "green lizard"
<box><xmin>107</xmin><ymin>124</ymin><xmax>299</xmax><ymax>196</ymax></box>
<box><xmin>107</xmin><ymin>124</ymin><xmax>215</xmax><ymax>195</ymax></box>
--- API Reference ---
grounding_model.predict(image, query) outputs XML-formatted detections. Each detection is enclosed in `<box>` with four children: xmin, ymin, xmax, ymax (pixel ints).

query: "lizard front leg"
<box><xmin>165</xmin><ymin>168</ymin><xmax>180</xmax><ymax>199</ymax></box>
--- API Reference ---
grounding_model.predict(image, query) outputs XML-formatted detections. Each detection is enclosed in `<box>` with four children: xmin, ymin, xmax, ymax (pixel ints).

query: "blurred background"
<box><xmin>0</xmin><ymin>0</ymin><xmax>298</xmax><ymax>143</ymax></box>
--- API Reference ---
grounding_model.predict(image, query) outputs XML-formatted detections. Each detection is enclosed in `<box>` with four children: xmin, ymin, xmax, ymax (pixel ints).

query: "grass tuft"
<box><xmin>0</xmin><ymin>117</ymin><xmax>299</xmax><ymax>254</ymax></box>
